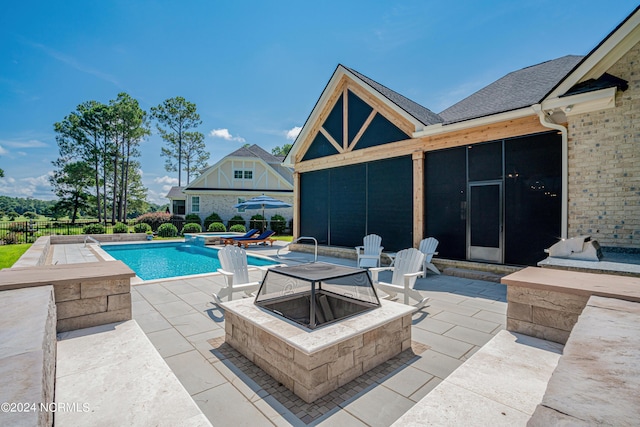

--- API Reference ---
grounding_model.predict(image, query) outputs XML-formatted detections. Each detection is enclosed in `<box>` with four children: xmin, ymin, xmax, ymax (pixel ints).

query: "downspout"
<box><xmin>532</xmin><ymin>104</ymin><xmax>568</xmax><ymax>239</ymax></box>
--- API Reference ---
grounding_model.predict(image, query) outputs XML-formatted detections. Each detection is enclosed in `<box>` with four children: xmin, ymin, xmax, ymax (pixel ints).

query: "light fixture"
<box><xmin>564</xmin><ymin>105</ymin><xmax>573</xmax><ymax>113</ymax></box>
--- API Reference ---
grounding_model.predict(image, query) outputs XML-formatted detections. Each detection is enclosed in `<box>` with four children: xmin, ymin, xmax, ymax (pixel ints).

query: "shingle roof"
<box><xmin>165</xmin><ymin>186</ymin><xmax>186</xmax><ymax>199</ymax></box>
<box><xmin>439</xmin><ymin>55</ymin><xmax>584</xmax><ymax>124</ymax></box>
<box><xmin>344</xmin><ymin>66</ymin><xmax>443</xmax><ymax>126</ymax></box>
<box><xmin>226</xmin><ymin>144</ymin><xmax>293</xmax><ymax>184</ymax></box>
<box><xmin>228</xmin><ymin>144</ymin><xmax>283</xmax><ymax>165</ymax></box>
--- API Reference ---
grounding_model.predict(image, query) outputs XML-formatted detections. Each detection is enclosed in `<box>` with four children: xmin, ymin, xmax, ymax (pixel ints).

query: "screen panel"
<box><xmin>329</xmin><ymin>164</ymin><xmax>366</xmax><ymax>247</ymax></box>
<box><xmin>300</xmin><ymin>170</ymin><xmax>329</xmax><ymax>244</ymax></box>
<box><xmin>302</xmin><ymin>132</ymin><xmax>339</xmax><ymax>161</ymax></box>
<box><xmin>504</xmin><ymin>132</ymin><xmax>562</xmax><ymax>265</ymax></box>
<box><xmin>367</xmin><ymin>156</ymin><xmax>413</xmax><ymax>251</ymax></box>
<box><xmin>354</xmin><ymin>113</ymin><xmax>409</xmax><ymax>150</ymax></box>
<box><xmin>347</xmin><ymin>90</ymin><xmax>373</xmax><ymax>144</ymax></box>
<box><xmin>468</xmin><ymin>141</ymin><xmax>502</xmax><ymax>181</ymax></box>
<box><xmin>425</xmin><ymin>147</ymin><xmax>467</xmax><ymax>260</ymax></box>
<box><xmin>323</xmin><ymin>94</ymin><xmax>344</xmax><ymax>147</ymax></box>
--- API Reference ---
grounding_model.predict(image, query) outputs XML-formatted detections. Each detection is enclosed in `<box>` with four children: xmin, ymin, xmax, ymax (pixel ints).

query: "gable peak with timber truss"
<box><xmin>285</xmin><ymin>65</ymin><xmax>442</xmax><ymax>166</ymax></box>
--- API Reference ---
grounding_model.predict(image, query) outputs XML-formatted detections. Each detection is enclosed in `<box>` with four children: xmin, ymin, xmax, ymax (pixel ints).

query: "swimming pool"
<box><xmin>101</xmin><ymin>242</ymin><xmax>277</xmax><ymax>281</ymax></box>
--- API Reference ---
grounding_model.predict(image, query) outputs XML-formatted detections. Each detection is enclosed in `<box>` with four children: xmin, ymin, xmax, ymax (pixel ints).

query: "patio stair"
<box><xmin>55</xmin><ymin>320</ymin><xmax>212</xmax><ymax>427</ymax></box>
<box><xmin>391</xmin><ymin>330</ymin><xmax>564</xmax><ymax>426</ymax></box>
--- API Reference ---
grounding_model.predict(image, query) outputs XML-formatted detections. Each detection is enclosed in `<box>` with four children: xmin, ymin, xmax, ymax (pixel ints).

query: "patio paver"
<box><xmin>51</xmin><ymin>241</ymin><xmax>508</xmax><ymax>426</ymax></box>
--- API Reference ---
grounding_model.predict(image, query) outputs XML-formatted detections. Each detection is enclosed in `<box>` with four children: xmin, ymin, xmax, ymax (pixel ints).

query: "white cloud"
<box><xmin>0</xmin><ymin>139</ymin><xmax>48</xmax><ymax>148</ymax></box>
<box><xmin>145</xmin><ymin>188</ymin><xmax>169</xmax><ymax>206</ymax></box>
<box><xmin>154</xmin><ymin>175</ymin><xmax>179</xmax><ymax>185</ymax></box>
<box><xmin>209</xmin><ymin>128</ymin><xmax>246</xmax><ymax>142</ymax></box>
<box><xmin>0</xmin><ymin>145</ymin><xmax>7</xmax><ymax>155</ymax></box>
<box><xmin>0</xmin><ymin>172</ymin><xmax>55</xmax><ymax>200</ymax></box>
<box><xmin>285</xmin><ymin>126</ymin><xmax>302</xmax><ymax>141</ymax></box>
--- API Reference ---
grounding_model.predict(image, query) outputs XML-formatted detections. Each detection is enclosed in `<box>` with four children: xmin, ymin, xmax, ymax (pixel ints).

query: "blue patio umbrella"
<box><xmin>233</xmin><ymin>194</ymin><xmax>292</xmax><ymax>229</ymax></box>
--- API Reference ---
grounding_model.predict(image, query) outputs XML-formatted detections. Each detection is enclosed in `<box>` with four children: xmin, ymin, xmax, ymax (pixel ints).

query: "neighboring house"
<box><xmin>284</xmin><ymin>7</ymin><xmax>639</xmax><ymax>265</ymax></box>
<box><xmin>167</xmin><ymin>144</ymin><xmax>294</xmax><ymax>228</ymax></box>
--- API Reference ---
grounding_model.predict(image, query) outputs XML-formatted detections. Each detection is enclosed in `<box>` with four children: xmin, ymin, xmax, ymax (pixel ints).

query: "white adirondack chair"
<box><xmin>370</xmin><ymin>247</ymin><xmax>429</xmax><ymax>308</ymax></box>
<box><xmin>355</xmin><ymin>234</ymin><xmax>383</xmax><ymax>268</ymax></box>
<box><xmin>212</xmin><ymin>246</ymin><xmax>265</xmax><ymax>303</ymax></box>
<box><xmin>419</xmin><ymin>237</ymin><xmax>440</xmax><ymax>275</ymax></box>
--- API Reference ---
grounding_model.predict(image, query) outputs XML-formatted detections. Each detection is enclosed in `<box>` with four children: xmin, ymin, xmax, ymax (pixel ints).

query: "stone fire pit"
<box><xmin>223</xmin><ymin>296</ymin><xmax>415</xmax><ymax>402</ymax></box>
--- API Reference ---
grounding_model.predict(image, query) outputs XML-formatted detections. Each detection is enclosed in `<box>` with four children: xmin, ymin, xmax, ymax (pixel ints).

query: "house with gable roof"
<box><xmin>167</xmin><ymin>144</ymin><xmax>294</xmax><ymax>228</ymax></box>
<box><xmin>284</xmin><ymin>6</ymin><xmax>639</xmax><ymax>266</ymax></box>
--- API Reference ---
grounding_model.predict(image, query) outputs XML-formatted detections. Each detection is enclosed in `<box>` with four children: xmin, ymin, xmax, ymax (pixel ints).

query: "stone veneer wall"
<box><xmin>506</xmin><ymin>285</ymin><xmax>588</xmax><ymax>344</ymax></box>
<box><xmin>0</xmin><ymin>286</ymin><xmax>56</xmax><ymax>427</ymax></box>
<box><xmin>502</xmin><ymin>267</ymin><xmax>640</xmax><ymax>344</ymax></box>
<box><xmin>567</xmin><ymin>41</ymin><xmax>640</xmax><ymax>248</ymax></box>
<box><xmin>224</xmin><ymin>310</ymin><xmax>412</xmax><ymax>403</ymax></box>
<box><xmin>54</xmin><ymin>274</ymin><xmax>132</xmax><ymax>332</ymax></box>
<box><xmin>0</xmin><ymin>261</ymin><xmax>135</xmax><ymax>333</ymax></box>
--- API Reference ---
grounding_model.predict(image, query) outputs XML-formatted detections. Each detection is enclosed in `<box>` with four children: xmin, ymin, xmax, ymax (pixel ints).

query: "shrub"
<box><xmin>182</xmin><ymin>223</ymin><xmax>202</xmax><ymax>234</ymax></box>
<box><xmin>229</xmin><ymin>224</ymin><xmax>246</xmax><ymax>233</ymax></box>
<box><xmin>250</xmin><ymin>214</ymin><xmax>266</xmax><ymax>231</ymax></box>
<box><xmin>112</xmin><ymin>222</ymin><xmax>129</xmax><ymax>233</ymax></box>
<box><xmin>134</xmin><ymin>212</ymin><xmax>171</xmax><ymax>231</ymax></box>
<box><xmin>203</xmin><ymin>212</ymin><xmax>222</xmax><ymax>230</ymax></box>
<box><xmin>8</xmin><ymin>222</ymin><xmax>27</xmax><ymax>232</ymax></box>
<box><xmin>133</xmin><ymin>223</ymin><xmax>152</xmax><ymax>233</ymax></box>
<box><xmin>270</xmin><ymin>214</ymin><xmax>286</xmax><ymax>235</ymax></box>
<box><xmin>2</xmin><ymin>232</ymin><xmax>19</xmax><ymax>244</ymax></box>
<box><xmin>208</xmin><ymin>222</ymin><xmax>226</xmax><ymax>232</ymax></box>
<box><xmin>184</xmin><ymin>213</ymin><xmax>201</xmax><ymax>225</ymax></box>
<box><xmin>23</xmin><ymin>211</ymin><xmax>38</xmax><ymax>219</ymax></box>
<box><xmin>82</xmin><ymin>223</ymin><xmax>105</xmax><ymax>234</ymax></box>
<box><xmin>228</xmin><ymin>215</ymin><xmax>245</xmax><ymax>229</ymax></box>
<box><xmin>157</xmin><ymin>223</ymin><xmax>178</xmax><ymax>237</ymax></box>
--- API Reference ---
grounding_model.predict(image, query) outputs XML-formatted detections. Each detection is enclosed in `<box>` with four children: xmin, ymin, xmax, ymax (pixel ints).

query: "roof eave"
<box><xmin>541</xmin><ymin>86</ymin><xmax>617</xmax><ymax>116</ymax></box>
<box><xmin>412</xmin><ymin>107</ymin><xmax>534</xmax><ymax>138</ymax></box>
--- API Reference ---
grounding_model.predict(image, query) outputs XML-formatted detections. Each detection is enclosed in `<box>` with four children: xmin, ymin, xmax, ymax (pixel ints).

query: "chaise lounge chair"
<box><xmin>370</xmin><ymin>247</ymin><xmax>429</xmax><ymax>308</ymax></box>
<box><xmin>222</xmin><ymin>229</ymin><xmax>260</xmax><ymax>246</ymax></box>
<box><xmin>235</xmin><ymin>230</ymin><xmax>276</xmax><ymax>248</ymax></box>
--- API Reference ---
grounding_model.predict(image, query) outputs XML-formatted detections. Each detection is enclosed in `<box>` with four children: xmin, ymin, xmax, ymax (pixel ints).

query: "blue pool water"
<box><xmin>101</xmin><ymin>242</ymin><xmax>277</xmax><ymax>281</ymax></box>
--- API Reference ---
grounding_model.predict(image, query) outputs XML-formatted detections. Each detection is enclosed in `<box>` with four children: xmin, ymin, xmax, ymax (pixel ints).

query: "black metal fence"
<box><xmin>0</xmin><ymin>218</ymin><xmax>291</xmax><ymax>245</ymax></box>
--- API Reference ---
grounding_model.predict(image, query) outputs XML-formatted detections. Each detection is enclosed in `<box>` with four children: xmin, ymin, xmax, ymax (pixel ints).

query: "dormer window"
<box><xmin>234</xmin><ymin>170</ymin><xmax>253</xmax><ymax>179</ymax></box>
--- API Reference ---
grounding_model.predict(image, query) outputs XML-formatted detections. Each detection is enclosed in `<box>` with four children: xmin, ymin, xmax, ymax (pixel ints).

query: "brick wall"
<box><xmin>567</xmin><ymin>41</ymin><xmax>640</xmax><ymax>248</ymax></box>
<box><xmin>196</xmin><ymin>194</ymin><xmax>293</xmax><ymax>228</ymax></box>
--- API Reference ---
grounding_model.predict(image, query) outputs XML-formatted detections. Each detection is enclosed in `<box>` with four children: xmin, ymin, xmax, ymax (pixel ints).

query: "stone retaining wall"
<box><xmin>0</xmin><ymin>286</ymin><xmax>56</xmax><ymax>427</ymax></box>
<box><xmin>0</xmin><ymin>261</ymin><xmax>135</xmax><ymax>333</ymax></box>
<box><xmin>502</xmin><ymin>267</ymin><xmax>640</xmax><ymax>344</ymax></box>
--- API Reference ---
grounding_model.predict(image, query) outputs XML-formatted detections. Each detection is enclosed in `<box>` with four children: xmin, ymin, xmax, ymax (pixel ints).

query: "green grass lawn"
<box><xmin>0</xmin><ymin>244</ymin><xmax>31</xmax><ymax>269</ymax></box>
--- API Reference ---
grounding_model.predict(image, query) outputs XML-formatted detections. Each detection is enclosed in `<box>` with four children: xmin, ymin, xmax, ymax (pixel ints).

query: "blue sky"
<box><xmin>0</xmin><ymin>1</ymin><xmax>637</xmax><ymax>204</ymax></box>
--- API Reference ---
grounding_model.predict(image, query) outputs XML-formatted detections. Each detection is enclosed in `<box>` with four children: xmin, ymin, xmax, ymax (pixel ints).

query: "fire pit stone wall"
<box><xmin>223</xmin><ymin>298</ymin><xmax>415</xmax><ymax>403</ymax></box>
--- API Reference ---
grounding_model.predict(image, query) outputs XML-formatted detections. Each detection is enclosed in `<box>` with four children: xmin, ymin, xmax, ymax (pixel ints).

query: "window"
<box><xmin>234</xmin><ymin>170</ymin><xmax>253</xmax><ymax>179</ymax></box>
<box><xmin>173</xmin><ymin>200</ymin><xmax>186</xmax><ymax>215</ymax></box>
<box><xmin>191</xmin><ymin>196</ymin><xmax>200</xmax><ymax>213</ymax></box>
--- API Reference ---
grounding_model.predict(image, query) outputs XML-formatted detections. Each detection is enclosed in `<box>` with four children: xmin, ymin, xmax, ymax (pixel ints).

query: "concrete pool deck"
<box><xmin>47</xmin><ymin>241</ymin><xmax>508</xmax><ymax>426</ymax></box>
